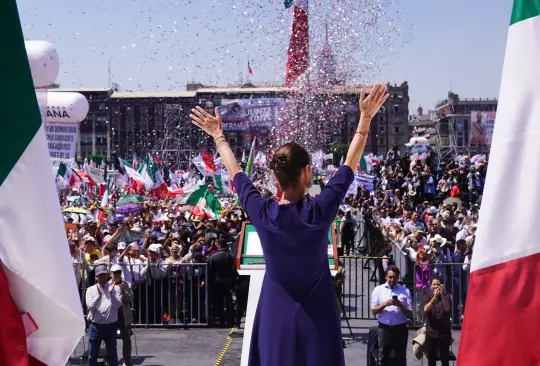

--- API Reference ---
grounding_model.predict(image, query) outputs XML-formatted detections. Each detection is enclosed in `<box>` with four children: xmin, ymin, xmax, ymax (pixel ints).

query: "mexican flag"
<box><xmin>0</xmin><ymin>1</ymin><xmax>85</xmax><ymax>364</ymax></box>
<box><xmin>57</xmin><ymin>162</ymin><xmax>76</xmax><ymax>188</ymax></box>
<box><xmin>181</xmin><ymin>185</ymin><xmax>222</xmax><ymax>219</ymax></box>
<box><xmin>284</xmin><ymin>0</ymin><xmax>309</xmax><ymax>87</ymax></box>
<box><xmin>459</xmin><ymin>1</ymin><xmax>540</xmax><ymax>365</ymax></box>
<box><xmin>165</xmin><ymin>184</ymin><xmax>200</xmax><ymax>199</ymax></box>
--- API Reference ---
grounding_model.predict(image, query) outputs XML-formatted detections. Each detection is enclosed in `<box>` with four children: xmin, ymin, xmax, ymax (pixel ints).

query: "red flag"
<box><xmin>0</xmin><ymin>263</ymin><xmax>29</xmax><ymax>366</ymax></box>
<box><xmin>285</xmin><ymin>0</ymin><xmax>309</xmax><ymax>87</ymax></box>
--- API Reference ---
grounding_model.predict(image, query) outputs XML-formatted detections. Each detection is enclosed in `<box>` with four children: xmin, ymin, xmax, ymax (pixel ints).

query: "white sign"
<box><xmin>246</xmin><ymin>231</ymin><xmax>264</xmax><ymax>256</ymax></box>
<box><xmin>45</xmin><ymin>122</ymin><xmax>78</xmax><ymax>162</ymax></box>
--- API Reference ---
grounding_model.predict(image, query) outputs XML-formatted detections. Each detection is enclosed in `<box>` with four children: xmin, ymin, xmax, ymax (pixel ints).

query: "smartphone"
<box><xmin>392</xmin><ymin>295</ymin><xmax>398</xmax><ymax>301</ymax></box>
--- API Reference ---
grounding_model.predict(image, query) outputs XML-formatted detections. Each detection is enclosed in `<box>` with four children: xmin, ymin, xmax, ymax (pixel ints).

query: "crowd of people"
<box><xmin>334</xmin><ymin>149</ymin><xmax>487</xmax><ymax>366</ymax></box>
<box><xmin>62</xmin><ymin>145</ymin><xmax>486</xmax><ymax>365</ymax></box>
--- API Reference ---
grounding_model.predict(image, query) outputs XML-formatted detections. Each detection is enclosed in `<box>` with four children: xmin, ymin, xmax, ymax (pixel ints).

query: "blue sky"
<box><xmin>18</xmin><ymin>0</ymin><xmax>512</xmax><ymax>112</ymax></box>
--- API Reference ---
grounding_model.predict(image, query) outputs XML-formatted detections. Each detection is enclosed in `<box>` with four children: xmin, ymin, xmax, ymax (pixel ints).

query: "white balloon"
<box><xmin>46</xmin><ymin>92</ymin><xmax>89</xmax><ymax>123</ymax></box>
<box><xmin>408</xmin><ymin>136</ymin><xmax>429</xmax><ymax>146</ymax></box>
<box><xmin>25</xmin><ymin>40</ymin><xmax>60</xmax><ymax>88</ymax></box>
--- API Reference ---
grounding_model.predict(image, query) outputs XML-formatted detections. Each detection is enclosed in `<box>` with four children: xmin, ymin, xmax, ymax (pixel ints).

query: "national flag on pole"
<box><xmin>245</xmin><ymin>138</ymin><xmax>257</xmax><ymax>178</ymax></box>
<box><xmin>285</xmin><ymin>0</ymin><xmax>309</xmax><ymax>87</ymax></box>
<box><xmin>459</xmin><ymin>2</ymin><xmax>540</xmax><ymax>365</ymax></box>
<box><xmin>57</xmin><ymin>162</ymin><xmax>76</xmax><ymax>188</ymax></box>
<box><xmin>248</xmin><ymin>60</ymin><xmax>253</xmax><ymax>75</ymax></box>
<box><xmin>0</xmin><ymin>1</ymin><xmax>85</xmax><ymax>364</ymax></box>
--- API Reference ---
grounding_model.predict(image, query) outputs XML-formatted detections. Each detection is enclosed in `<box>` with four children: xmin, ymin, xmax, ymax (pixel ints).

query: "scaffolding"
<box><xmin>152</xmin><ymin>103</ymin><xmax>211</xmax><ymax>169</ymax></box>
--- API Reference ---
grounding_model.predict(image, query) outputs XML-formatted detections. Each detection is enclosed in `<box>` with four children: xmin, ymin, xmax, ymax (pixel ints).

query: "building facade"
<box><xmin>52</xmin><ymin>82</ymin><xmax>410</xmax><ymax>167</ymax></box>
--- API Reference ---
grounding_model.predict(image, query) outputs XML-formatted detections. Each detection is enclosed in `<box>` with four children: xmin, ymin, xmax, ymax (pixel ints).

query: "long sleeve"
<box><xmin>85</xmin><ymin>285</ymin><xmax>101</xmax><ymax>309</ymax></box>
<box><xmin>313</xmin><ymin>165</ymin><xmax>354</xmax><ymax>224</ymax></box>
<box><xmin>110</xmin><ymin>285</ymin><xmax>123</xmax><ymax>309</ymax></box>
<box><xmin>122</xmin><ymin>282</ymin><xmax>134</xmax><ymax>303</ymax></box>
<box><xmin>233</xmin><ymin>173</ymin><xmax>265</xmax><ymax>225</ymax></box>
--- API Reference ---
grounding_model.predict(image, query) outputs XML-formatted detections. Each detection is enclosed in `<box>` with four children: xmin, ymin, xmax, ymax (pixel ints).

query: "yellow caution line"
<box><xmin>215</xmin><ymin>328</ymin><xmax>238</xmax><ymax>366</ymax></box>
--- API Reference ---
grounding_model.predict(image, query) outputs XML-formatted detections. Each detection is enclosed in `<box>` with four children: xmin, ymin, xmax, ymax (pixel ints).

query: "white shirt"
<box><xmin>121</xmin><ymin>256</ymin><xmax>144</xmax><ymax>285</ymax></box>
<box><xmin>85</xmin><ymin>282</ymin><xmax>123</xmax><ymax>324</ymax></box>
<box><xmin>371</xmin><ymin>283</ymin><xmax>412</xmax><ymax>326</ymax></box>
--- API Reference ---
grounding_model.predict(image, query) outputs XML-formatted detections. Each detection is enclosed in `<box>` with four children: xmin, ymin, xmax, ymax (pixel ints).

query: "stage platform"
<box><xmin>69</xmin><ymin>320</ymin><xmax>461</xmax><ymax>365</ymax></box>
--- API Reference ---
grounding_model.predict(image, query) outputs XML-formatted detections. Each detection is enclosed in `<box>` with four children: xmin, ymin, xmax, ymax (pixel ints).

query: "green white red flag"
<box><xmin>0</xmin><ymin>1</ymin><xmax>85</xmax><ymax>364</ymax></box>
<box><xmin>459</xmin><ymin>1</ymin><xmax>540</xmax><ymax>365</ymax></box>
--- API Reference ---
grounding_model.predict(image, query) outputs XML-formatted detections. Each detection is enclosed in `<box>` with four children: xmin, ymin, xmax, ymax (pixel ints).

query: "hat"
<box><xmin>85</xmin><ymin>236</ymin><xmax>96</xmax><ymax>244</ymax></box>
<box><xmin>95</xmin><ymin>265</ymin><xmax>108</xmax><ymax>276</ymax></box>
<box><xmin>110</xmin><ymin>264</ymin><xmax>123</xmax><ymax>273</ymax></box>
<box><xmin>432</xmin><ymin>234</ymin><xmax>447</xmax><ymax>246</ymax></box>
<box><xmin>131</xmin><ymin>223</ymin><xmax>142</xmax><ymax>232</ymax></box>
<box><xmin>148</xmin><ymin>243</ymin><xmax>161</xmax><ymax>253</ymax></box>
<box><xmin>427</xmin><ymin>206</ymin><xmax>438</xmax><ymax>214</ymax></box>
<box><xmin>466</xmin><ymin>224</ymin><xmax>477</xmax><ymax>235</ymax></box>
<box><xmin>118</xmin><ymin>242</ymin><xmax>127</xmax><ymax>250</ymax></box>
<box><xmin>129</xmin><ymin>242</ymin><xmax>139</xmax><ymax>250</ymax></box>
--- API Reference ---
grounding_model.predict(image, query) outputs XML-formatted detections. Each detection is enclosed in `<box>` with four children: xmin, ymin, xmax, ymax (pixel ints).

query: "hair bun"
<box><xmin>270</xmin><ymin>155</ymin><xmax>287</xmax><ymax>171</ymax></box>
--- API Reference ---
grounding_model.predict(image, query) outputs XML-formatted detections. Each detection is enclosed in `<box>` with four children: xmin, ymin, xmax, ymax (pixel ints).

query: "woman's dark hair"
<box><xmin>269</xmin><ymin>142</ymin><xmax>310</xmax><ymax>190</ymax></box>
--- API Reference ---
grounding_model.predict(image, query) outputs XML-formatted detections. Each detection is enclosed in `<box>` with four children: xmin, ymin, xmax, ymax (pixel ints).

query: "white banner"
<box><xmin>45</xmin><ymin>122</ymin><xmax>78</xmax><ymax>162</ymax></box>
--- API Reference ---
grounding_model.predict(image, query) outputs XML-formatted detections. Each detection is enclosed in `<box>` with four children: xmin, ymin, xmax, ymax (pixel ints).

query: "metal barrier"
<box><xmin>75</xmin><ymin>262</ymin><xmax>210</xmax><ymax>327</ymax></box>
<box><xmin>335</xmin><ymin>216</ymin><xmax>383</xmax><ymax>257</ymax></box>
<box><xmin>411</xmin><ymin>262</ymin><xmax>469</xmax><ymax>328</ymax></box>
<box><xmin>335</xmin><ymin>257</ymin><xmax>469</xmax><ymax>329</ymax></box>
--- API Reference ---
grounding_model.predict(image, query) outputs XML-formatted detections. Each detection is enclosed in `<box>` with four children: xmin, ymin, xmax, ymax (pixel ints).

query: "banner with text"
<box><xmin>469</xmin><ymin>111</ymin><xmax>496</xmax><ymax>146</ymax></box>
<box><xmin>45</xmin><ymin>122</ymin><xmax>78</xmax><ymax>165</ymax></box>
<box><xmin>219</xmin><ymin>98</ymin><xmax>286</xmax><ymax>136</ymax></box>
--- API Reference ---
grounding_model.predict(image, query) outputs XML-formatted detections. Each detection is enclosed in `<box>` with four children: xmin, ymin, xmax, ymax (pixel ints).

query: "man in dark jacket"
<box><xmin>208</xmin><ymin>238</ymin><xmax>235</xmax><ymax>326</ymax></box>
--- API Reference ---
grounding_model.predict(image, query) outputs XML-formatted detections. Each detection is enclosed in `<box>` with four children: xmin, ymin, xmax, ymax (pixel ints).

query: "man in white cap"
<box><xmin>85</xmin><ymin>265</ymin><xmax>123</xmax><ymax>366</ymax></box>
<box><xmin>140</xmin><ymin>243</ymin><xmax>169</xmax><ymax>324</ymax></box>
<box><xmin>110</xmin><ymin>264</ymin><xmax>134</xmax><ymax>366</ymax></box>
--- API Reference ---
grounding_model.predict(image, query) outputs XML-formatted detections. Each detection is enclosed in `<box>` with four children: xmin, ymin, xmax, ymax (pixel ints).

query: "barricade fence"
<box><xmin>73</xmin><ymin>215</ymin><xmax>469</xmax><ymax>329</ymax></box>
<box><xmin>334</xmin><ymin>257</ymin><xmax>468</xmax><ymax>329</ymax></box>
<box><xmin>74</xmin><ymin>262</ymin><xmax>209</xmax><ymax>327</ymax></box>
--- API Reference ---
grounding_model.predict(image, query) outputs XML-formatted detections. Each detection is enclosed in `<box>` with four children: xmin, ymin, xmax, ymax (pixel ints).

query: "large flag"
<box><xmin>459</xmin><ymin>2</ymin><xmax>540</xmax><ymax>365</ymax></box>
<box><xmin>284</xmin><ymin>0</ymin><xmax>309</xmax><ymax>87</ymax></box>
<box><xmin>0</xmin><ymin>1</ymin><xmax>85</xmax><ymax>364</ymax></box>
<box><xmin>181</xmin><ymin>185</ymin><xmax>222</xmax><ymax>219</ymax></box>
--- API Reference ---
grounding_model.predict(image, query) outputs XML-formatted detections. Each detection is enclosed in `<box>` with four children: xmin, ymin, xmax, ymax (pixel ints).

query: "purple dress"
<box><xmin>234</xmin><ymin>165</ymin><xmax>354</xmax><ymax>366</ymax></box>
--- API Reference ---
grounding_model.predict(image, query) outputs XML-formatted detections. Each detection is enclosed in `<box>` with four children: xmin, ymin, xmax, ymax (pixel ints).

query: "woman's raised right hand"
<box><xmin>359</xmin><ymin>83</ymin><xmax>389</xmax><ymax>121</ymax></box>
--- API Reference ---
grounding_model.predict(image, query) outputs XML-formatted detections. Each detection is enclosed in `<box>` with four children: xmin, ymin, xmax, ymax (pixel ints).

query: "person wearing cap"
<box><xmin>139</xmin><ymin>243</ymin><xmax>168</xmax><ymax>324</ymax></box>
<box><xmin>118</xmin><ymin>242</ymin><xmax>144</xmax><ymax>286</ymax></box>
<box><xmin>110</xmin><ymin>264</ymin><xmax>134</xmax><ymax>366</ymax></box>
<box><xmin>165</xmin><ymin>243</ymin><xmax>183</xmax><ymax>324</ymax></box>
<box><xmin>85</xmin><ymin>265</ymin><xmax>123</xmax><ymax>366</ymax></box>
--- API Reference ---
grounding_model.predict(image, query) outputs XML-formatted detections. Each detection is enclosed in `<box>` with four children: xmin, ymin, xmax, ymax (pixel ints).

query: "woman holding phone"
<box><xmin>190</xmin><ymin>83</ymin><xmax>389</xmax><ymax>366</ymax></box>
<box><xmin>424</xmin><ymin>278</ymin><xmax>452</xmax><ymax>366</ymax></box>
